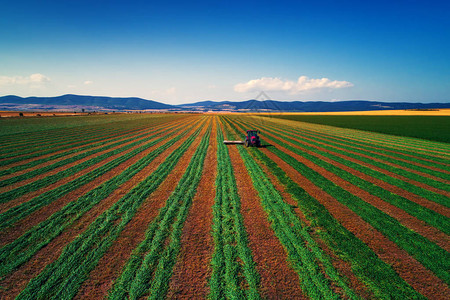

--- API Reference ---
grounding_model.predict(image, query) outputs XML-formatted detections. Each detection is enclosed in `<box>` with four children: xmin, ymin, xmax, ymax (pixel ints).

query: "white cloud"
<box><xmin>84</xmin><ymin>80</ymin><xmax>93</xmax><ymax>85</ymax></box>
<box><xmin>0</xmin><ymin>73</ymin><xmax>50</xmax><ymax>86</ymax></box>
<box><xmin>165</xmin><ymin>87</ymin><xmax>176</xmax><ymax>95</ymax></box>
<box><xmin>234</xmin><ymin>76</ymin><xmax>353</xmax><ymax>94</ymax></box>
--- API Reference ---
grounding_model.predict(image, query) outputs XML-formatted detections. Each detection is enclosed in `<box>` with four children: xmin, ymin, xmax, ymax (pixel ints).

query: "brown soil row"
<box><xmin>284</xmin><ymin>125</ymin><xmax>450</xmax><ymax>197</ymax></box>
<box><xmin>0</xmin><ymin>125</ymin><xmax>108</xmax><ymax>152</ymax></box>
<box><xmin>0</xmin><ymin>118</ymin><xmax>200</xmax><ymax>245</ymax></box>
<box><xmin>0</xmin><ymin>115</ymin><xmax>187</xmax><ymax>171</ymax></box>
<box><xmin>0</xmin><ymin>117</ymin><xmax>191</xmax><ymax>213</ymax></box>
<box><xmin>270</xmin><ymin>128</ymin><xmax>450</xmax><ymax>219</ymax></box>
<box><xmin>292</xmin><ymin>128</ymin><xmax>450</xmax><ymax>178</ymax></box>
<box><xmin>258</xmin><ymin>133</ymin><xmax>449</xmax><ymax>299</ymax></box>
<box><xmin>0</xmin><ymin>117</ymin><xmax>206</xmax><ymax>299</ymax></box>
<box><xmin>228</xmin><ymin>119</ymin><xmax>373</xmax><ymax>299</ymax></box>
<box><xmin>0</xmin><ymin>126</ymin><xmax>143</xmax><ymax>167</ymax></box>
<box><xmin>0</xmin><ymin>114</ymin><xmax>190</xmax><ymax>168</ymax></box>
<box><xmin>0</xmin><ymin>126</ymin><xmax>153</xmax><ymax>181</ymax></box>
<box><xmin>250</xmin><ymin>148</ymin><xmax>374</xmax><ymax>299</ymax></box>
<box><xmin>166</xmin><ymin>117</ymin><xmax>218</xmax><ymax>299</ymax></box>
<box><xmin>268</xmin><ymin>116</ymin><xmax>450</xmax><ymax>158</ymax></box>
<box><xmin>304</xmin><ymin>126</ymin><xmax>450</xmax><ymax>168</ymax></box>
<box><xmin>73</xmin><ymin>117</ymin><xmax>210</xmax><ymax>299</ymax></box>
<box><xmin>0</xmin><ymin>122</ymin><xmax>183</xmax><ymax>193</ymax></box>
<box><xmin>220</xmin><ymin>120</ymin><xmax>307</xmax><ymax>299</ymax></box>
<box><xmin>0</xmin><ymin>117</ymin><xmax>191</xmax><ymax>185</ymax></box>
<box><xmin>236</xmin><ymin>117</ymin><xmax>450</xmax><ymax>220</ymax></box>
<box><xmin>257</xmin><ymin>123</ymin><xmax>450</xmax><ymax>245</ymax></box>
<box><xmin>292</xmin><ymin>122</ymin><xmax>450</xmax><ymax>159</ymax></box>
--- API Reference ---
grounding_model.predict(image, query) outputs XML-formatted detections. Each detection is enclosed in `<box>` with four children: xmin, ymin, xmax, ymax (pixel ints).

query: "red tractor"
<box><xmin>245</xmin><ymin>130</ymin><xmax>261</xmax><ymax>147</ymax></box>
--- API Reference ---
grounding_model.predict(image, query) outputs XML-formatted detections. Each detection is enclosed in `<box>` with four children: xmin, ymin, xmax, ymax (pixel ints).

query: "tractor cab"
<box><xmin>245</xmin><ymin>130</ymin><xmax>261</xmax><ymax>147</ymax></box>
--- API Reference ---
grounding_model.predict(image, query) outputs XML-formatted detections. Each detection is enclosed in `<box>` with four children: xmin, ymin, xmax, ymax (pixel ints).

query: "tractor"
<box><xmin>223</xmin><ymin>129</ymin><xmax>261</xmax><ymax>147</ymax></box>
<box><xmin>245</xmin><ymin>130</ymin><xmax>261</xmax><ymax>147</ymax></box>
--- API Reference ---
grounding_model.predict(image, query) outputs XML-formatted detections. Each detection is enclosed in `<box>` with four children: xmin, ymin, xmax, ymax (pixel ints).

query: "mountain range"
<box><xmin>0</xmin><ymin>94</ymin><xmax>448</xmax><ymax>112</ymax></box>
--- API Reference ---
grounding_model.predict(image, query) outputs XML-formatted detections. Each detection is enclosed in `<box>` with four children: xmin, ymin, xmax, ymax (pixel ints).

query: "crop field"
<box><xmin>0</xmin><ymin>113</ymin><xmax>448</xmax><ymax>299</ymax></box>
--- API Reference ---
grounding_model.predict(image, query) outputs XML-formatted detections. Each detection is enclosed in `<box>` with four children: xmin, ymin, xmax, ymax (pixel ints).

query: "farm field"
<box><xmin>261</xmin><ymin>114</ymin><xmax>450</xmax><ymax>143</ymax></box>
<box><xmin>0</xmin><ymin>113</ymin><xmax>449</xmax><ymax>299</ymax></box>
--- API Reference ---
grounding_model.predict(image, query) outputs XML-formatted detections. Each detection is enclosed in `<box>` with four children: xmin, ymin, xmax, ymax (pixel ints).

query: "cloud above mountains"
<box><xmin>0</xmin><ymin>73</ymin><xmax>51</xmax><ymax>86</ymax></box>
<box><xmin>234</xmin><ymin>76</ymin><xmax>353</xmax><ymax>94</ymax></box>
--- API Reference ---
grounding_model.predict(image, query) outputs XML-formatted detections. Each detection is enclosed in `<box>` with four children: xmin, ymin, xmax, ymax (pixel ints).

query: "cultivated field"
<box><xmin>0</xmin><ymin>113</ymin><xmax>448</xmax><ymax>299</ymax></box>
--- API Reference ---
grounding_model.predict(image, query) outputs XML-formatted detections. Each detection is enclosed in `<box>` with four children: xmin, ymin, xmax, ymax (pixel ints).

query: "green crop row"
<box><xmin>0</xmin><ymin>126</ymin><xmax>147</xmax><ymax>178</ymax></box>
<box><xmin>0</xmin><ymin>118</ymin><xmax>184</xmax><ymax>186</ymax></box>
<box><xmin>0</xmin><ymin>123</ymin><xmax>152</xmax><ymax>166</ymax></box>
<box><xmin>222</xmin><ymin>117</ymin><xmax>358</xmax><ymax>299</ymax></box>
<box><xmin>0</xmin><ymin>118</ymin><xmax>204</xmax><ymax>278</ymax></box>
<box><xmin>231</xmin><ymin>116</ymin><xmax>450</xmax><ymax>285</ymax></box>
<box><xmin>278</xmin><ymin>121</ymin><xmax>450</xmax><ymax>166</ymax></box>
<box><xmin>0</xmin><ymin>112</ymin><xmax>184</xmax><ymax>137</ymax></box>
<box><xmin>264</xmin><ymin>115</ymin><xmax>450</xmax><ymax>144</ymax></box>
<box><xmin>0</xmin><ymin>116</ymin><xmax>157</xmax><ymax>156</ymax></box>
<box><xmin>0</xmin><ymin>122</ymin><xmax>112</xmax><ymax>150</ymax></box>
<box><xmin>0</xmin><ymin>119</ymin><xmax>202</xmax><ymax>230</ymax></box>
<box><xmin>0</xmin><ymin>114</ymin><xmax>183</xmax><ymax>160</ymax></box>
<box><xmin>255</xmin><ymin>116</ymin><xmax>450</xmax><ymax>165</ymax></box>
<box><xmin>0</xmin><ymin>122</ymin><xmax>130</xmax><ymax>156</ymax></box>
<box><xmin>0</xmin><ymin>127</ymin><xmax>106</xmax><ymax>156</ymax></box>
<box><xmin>108</xmin><ymin>125</ymin><xmax>211</xmax><ymax>300</ymax></box>
<box><xmin>208</xmin><ymin>124</ymin><xmax>260</xmax><ymax>300</ymax></box>
<box><xmin>264</xmin><ymin>121</ymin><xmax>450</xmax><ymax>183</ymax></box>
<box><xmin>0</xmin><ymin>120</ymin><xmax>181</xmax><ymax>204</ymax></box>
<box><xmin>249</xmin><ymin>120</ymin><xmax>450</xmax><ymax>210</ymax></box>
<box><xmin>15</xmin><ymin>118</ymin><xmax>206</xmax><ymax>300</ymax></box>
<box><xmin>228</xmin><ymin>116</ymin><xmax>432</xmax><ymax>299</ymax></box>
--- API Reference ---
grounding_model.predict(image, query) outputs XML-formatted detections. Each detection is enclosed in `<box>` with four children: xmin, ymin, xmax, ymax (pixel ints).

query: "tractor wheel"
<box><xmin>245</xmin><ymin>140</ymin><xmax>249</xmax><ymax>147</ymax></box>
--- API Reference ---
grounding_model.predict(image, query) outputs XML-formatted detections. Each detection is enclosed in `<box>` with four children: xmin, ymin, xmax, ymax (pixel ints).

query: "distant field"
<box><xmin>0</xmin><ymin>113</ymin><xmax>180</xmax><ymax>136</ymax></box>
<box><xmin>262</xmin><ymin>114</ymin><xmax>450</xmax><ymax>143</ymax></box>
<box><xmin>0</xmin><ymin>113</ymin><xmax>448</xmax><ymax>299</ymax></box>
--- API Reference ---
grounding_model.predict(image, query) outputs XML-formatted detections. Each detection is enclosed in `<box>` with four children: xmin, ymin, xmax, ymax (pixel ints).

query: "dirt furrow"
<box><xmin>0</xmin><ymin>123</ymin><xmax>176</xmax><ymax>193</ymax></box>
<box><xmin>269</xmin><ymin>129</ymin><xmax>450</xmax><ymax>218</ymax></box>
<box><xmin>0</xmin><ymin>118</ymin><xmax>199</xmax><ymax>244</ymax></box>
<box><xmin>0</xmin><ymin>127</ymin><xmax>110</xmax><ymax>159</ymax></box>
<box><xmin>0</xmin><ymin>126</ymin><xmax>147</xmax><ymax>170</ymax></box>
<box><xmin>289</xmin><ymin>123</ymin><xmax>450</xmax><ymax>165</ymax></box>
<box><xmin>259</xmin><ymin>127</ymin><xmax>450</xmax><ymax>244</ymax></box>
<box><xmin>0</xmin><ymin>125</ymin><xmax>157</xmax><ymax>182</ymax></box>
<box><xmin>0</xmin><ymin>119</ymin><xmax>204</xmax><ymax>299</ymax></box>
<box><xmin>259</xmin><ymin>141</ymin><xmax>449</xmax><ymax>299</ymax></box>
<box><xmin>0</xmin><ymin>116</ymin><xmax>191</xmax><ymax>179</ymax></box>
<box><xmin>73</xmin><ymin>118</ymin><xmax>210</xmax><ymax>300</ymax></box>
<box><xmin>225</xmin><ymin>139</ymin><xmax>306</xmax><ymax>296</ymax></box>
<box><xmin>270</xmin><ymin>118</ymin><xmax>450</xmax><ymax>158</ymax></box>
<box><xmin>0</xmin><ymin>121</ymin><xmax>182</xmax><ymax>214</ymax></box>
<box><xmin>166</xmin><ymin>117</ymin><xmax>217</xmax><ymax>299</ymax></box>
<box><xmin>252</xmin><ymin>150</ymin><xmax>374</xmax><ymax>299</ymax></box>
<box><xmin>289</xmin><ymin>130</ymin><xmax>450</xmax><ymax>182</ymax></box>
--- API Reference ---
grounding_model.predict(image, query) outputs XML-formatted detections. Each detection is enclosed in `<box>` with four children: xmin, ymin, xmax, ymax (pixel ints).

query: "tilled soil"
<box><xmin>0</xmin><ymin>119</ymin><xmax>203</xmax><ymax>299</ymax></box>
<box><xmin>73</xmin><ymin>119</ymin><xmax>210</xmax><ymax>299</ymax></box>
<box><xmin>0</xmin><ymin>119</ymin><xmax>198</xmax><ymax>244</ymax></box>
<box><xmin>166</xmin><ymin>117</ymin><xmax>218</xmax><ymax>299</ymax></box>
<box><xmin>0</xmin><ymin>126</ymin><xmax>164</xmax><ymax>194</ymax></box>
<box><xmin>0</xmin><ymin>130</ymin><xmax>164</xmax><ymax>215</ymax></box>
<box><xmin>260</xmin><ymin>135</ymin><xmax>449</xmax><ymax>299</ymax></box>
<box><xmin>226</xmin><ymin>144</ymin><xmax>306</xmax><ymax>297</ymax></box>
<box><xmin>250</xmin><ymin>148</ymin><xmax>374</xmax><ymax>299</ymax></box>
<box><xmin>0</xmin><ymin>125</ymin><xmax>152</xmax><ymax>181</ymax></box>
<box><xmin>265</xmin><ymin>129</ymin><xmax>450</xmax><ymax>219</ymax></box>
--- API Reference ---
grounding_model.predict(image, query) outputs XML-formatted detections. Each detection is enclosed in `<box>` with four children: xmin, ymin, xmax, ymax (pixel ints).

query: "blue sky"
<box><xmin>1</xmin><ymin>0</ymin><xmax>449</xmax><ymax>104</ymax></box>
